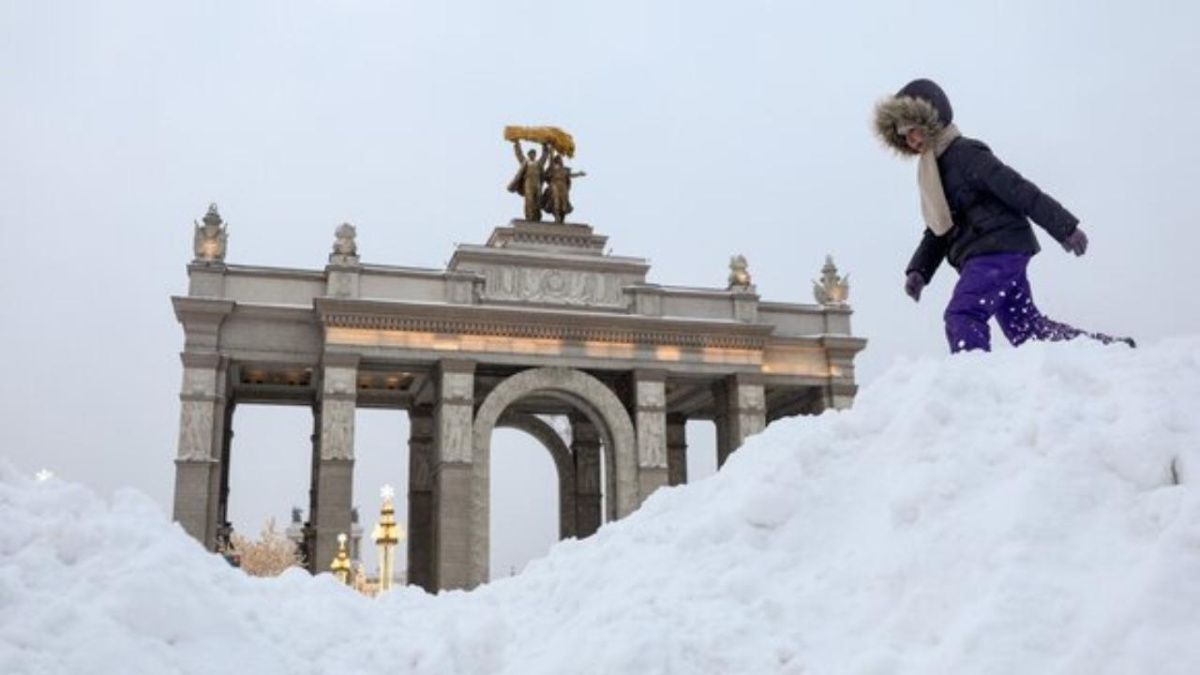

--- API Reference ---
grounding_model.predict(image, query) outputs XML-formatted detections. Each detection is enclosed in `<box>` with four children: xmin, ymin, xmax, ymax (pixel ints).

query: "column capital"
<box><xmin>179</xmin><ymin>351</ymin><xmax>226</xmax><ymax>369</ymax></box>
<box><xmin>321</xmin><ymin>353</ymin><xmax>361</xmax><ymax>369</ymax></box>
<box><xmin>632</xmin><ymin>368</ymin><xmax>667</xmax><ymax>383</ymax></box>
<box><xmin>436</xmin><ymin>359</ymin><xmax>476</xmax><ymax>375</ymax></box>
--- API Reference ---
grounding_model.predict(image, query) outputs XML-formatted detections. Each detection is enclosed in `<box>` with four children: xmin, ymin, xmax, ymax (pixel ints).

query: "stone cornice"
<box><xmin>486</xmin><ymin>220</ymin><xmax>607</xmax><ymax>252</ymax></box>
<box><xmin>818</xmin><ymin>335</ymin><xmax>869</xmax><ymax>355</ymax></box>
<box><xmin>233</xmin><ymin>303</ymin><xmax>317</xmax><ymax>321</ymax></box>
<box><xmin>214</xmin><ymin>264</ymin><xmax>327</xmax><ymax>281</ymax></box>
<box><xmin>759</xmin><ymin>300</ymin><xmax>830</xmax><ymax>313</ymax></box>
<box><xmin>448</xmin><ymin>245</ymin><xmax>650</xmax><ymax>276</ymax></box>
<box><xmin>315</xmin><ymin>298</ymin><xmax>774</xmax><ymax>350</ymax></box>
<box><xmin>172</xmin><ymin>296</ymin><xmax>236</xmax><ymax>323</ymax></box>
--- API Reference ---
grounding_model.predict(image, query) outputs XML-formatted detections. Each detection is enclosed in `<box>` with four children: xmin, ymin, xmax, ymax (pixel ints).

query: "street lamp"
<box><xmin>330</xmin><ymin>532</ymin><xmax>352</xmax><ymax>585</ymax></box>
<box><xmin>372</xmin><ymin>484</ymin><xmax>405</xmax><ymax>592</ymax></box>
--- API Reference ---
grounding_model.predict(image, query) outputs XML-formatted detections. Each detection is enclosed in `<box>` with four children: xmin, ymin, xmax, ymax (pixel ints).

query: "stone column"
<box><xmin>713</xmin><ymin>373</ymin><xmax>767</xmax><ymax>467</ymax></box>
<box><xmin>666</xmin><ymin>414</ymin><xmax>688</xmax><ymax>486</ymax></box>
<box><xmin>571</xmin><ymin>413</ymin><xmax>603</xmax><ymax>538</ymax></box>
<box><xmin>406</xmin><ymin>404</ymin><xmax>435</xmax><ymax>592</ymax></box>
<box><xmin>312</xmin><ymin>354</ymin><xmax>358</xmax><ymax>574</ymax></box>
<box><xmin>172</xmin><ymin>352</ymin><xmax>231</xmax><ymax>550</ymax></box>
<box><xmin>633</xmin><ymin>370</ymin><xmax>669</xmax><ymax>503</ymax></box>
<box><xmin>431</xmin><ymin>360</ymin><xmax>476</xmax><ymax>590</ymax></box>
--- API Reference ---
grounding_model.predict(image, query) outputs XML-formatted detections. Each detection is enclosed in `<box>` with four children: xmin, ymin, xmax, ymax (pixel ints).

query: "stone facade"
<box><xmin>171</xmin><ymin>216</ymin><xmax>866</xmax><ymax>590</ymax></box>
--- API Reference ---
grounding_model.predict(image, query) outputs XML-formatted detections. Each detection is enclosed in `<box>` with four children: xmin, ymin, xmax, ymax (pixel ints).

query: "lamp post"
<box><xmin>330</xmin><ymin>532</ymin><xmax>352</xmax><ymax>585</ymax></box>
<box><xmin>373</xmin><ymin>484</ymin><xmax>404</xmax><ymax>592</ymax></box>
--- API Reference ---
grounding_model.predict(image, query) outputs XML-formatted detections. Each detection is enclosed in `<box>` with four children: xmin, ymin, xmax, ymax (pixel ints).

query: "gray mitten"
<box><xmin>1062</xmin><ymin>227</ymin><xmax>1088</xmax><ymax>256</ymax></box>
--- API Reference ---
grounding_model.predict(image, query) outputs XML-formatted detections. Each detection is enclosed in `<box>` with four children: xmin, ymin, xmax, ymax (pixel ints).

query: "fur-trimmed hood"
<box><xmin>874</xmin><ymin>78</ymin><xmax>954</xmax><ymax>156</ymax></box>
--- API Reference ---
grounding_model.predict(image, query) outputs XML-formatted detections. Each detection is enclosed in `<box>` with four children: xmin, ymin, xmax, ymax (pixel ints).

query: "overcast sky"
<box><xmin>3</xmin><ymin>0</ymin><xmax>1197</xmax><ymax>579</ymax></box>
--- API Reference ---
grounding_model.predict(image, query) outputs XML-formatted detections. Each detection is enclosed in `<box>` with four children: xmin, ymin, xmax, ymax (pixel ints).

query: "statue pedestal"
<box><xmin>449</xmin><ymin>221</ymin><xmax>649</xmax><ymax>310</ymax></box>
<box><xmin>485</xmin><ymin>220</ymin><xmax>607</xmax><ymax>255</ymax></box>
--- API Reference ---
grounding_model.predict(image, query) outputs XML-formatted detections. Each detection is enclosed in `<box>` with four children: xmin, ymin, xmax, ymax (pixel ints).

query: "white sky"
<box><xmin>2</xmin><ymin>0</ymin><xmax>1198</xmax><ymax>578</ymax></box>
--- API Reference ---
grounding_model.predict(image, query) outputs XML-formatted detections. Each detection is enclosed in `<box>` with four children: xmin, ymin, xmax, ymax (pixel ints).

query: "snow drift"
<box><xmin>3</xmin><ymin>338</ymin><xmax>1199</xmax><ymax>674</ymax></box>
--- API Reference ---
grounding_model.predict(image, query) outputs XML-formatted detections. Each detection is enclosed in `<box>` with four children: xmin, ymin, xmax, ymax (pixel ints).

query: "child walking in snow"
<box><xmin>873</xmin><ymin>78</ymin><xmax>1133</xmax><ymax>352</ymax></box>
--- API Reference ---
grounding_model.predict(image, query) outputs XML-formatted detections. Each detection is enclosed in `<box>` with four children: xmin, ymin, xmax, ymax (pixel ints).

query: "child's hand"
<box><xmin>1062</xmin><ymin>227</ymin><xmax>1088</xmax><ymax>256</ymax></box>
<box><xmin>904</xmin><ymin>271</ymin><xmax>926</xmax><ymax>302</ymax></box>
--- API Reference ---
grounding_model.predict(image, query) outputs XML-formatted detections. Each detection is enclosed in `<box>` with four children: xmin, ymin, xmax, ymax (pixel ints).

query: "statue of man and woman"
<box><xmin>507</xmin><ymin>140</ymin><xmax>586</xmax><ymax>223</ymax></box>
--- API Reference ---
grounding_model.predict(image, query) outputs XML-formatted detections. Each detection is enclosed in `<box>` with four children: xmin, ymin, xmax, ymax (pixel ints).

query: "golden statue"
<box><xmin>541</xmin><ymin>150</ymin><xmax>586</xmax><ymax>223</ymax></box>
<box><xmin>505</xmin><ymin>126</ymin><xmax>583</xmax><ymax>223</ymax></box>
<box><xmin>507</xmin><ymin>139</ymin><xmax>550</xmax><ymax>221</ymax></box>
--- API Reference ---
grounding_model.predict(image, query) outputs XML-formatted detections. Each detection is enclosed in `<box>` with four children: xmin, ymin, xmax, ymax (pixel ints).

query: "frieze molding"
<box><xmin>478</xmin><ymin>264</ymin><xmax>626</xmax><ymax>308</ymax></box>
<box><xmin>320</xmin><ymin>311</ymin><xmax>770</xmax><ymax>351</ymax></box>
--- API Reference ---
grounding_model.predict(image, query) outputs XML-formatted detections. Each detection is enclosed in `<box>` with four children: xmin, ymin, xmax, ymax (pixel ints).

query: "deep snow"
<box><xmin>3</xmin><ymin>338</ymin><xmax>1199</xmax><ymax>674</ymax></box>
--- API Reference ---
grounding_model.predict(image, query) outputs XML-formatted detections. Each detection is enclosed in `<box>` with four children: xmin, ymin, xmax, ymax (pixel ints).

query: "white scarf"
<box><xmin>918</xmin><ymin>123</ymin><xmax>961</xmax><ymax>236</ymax></box>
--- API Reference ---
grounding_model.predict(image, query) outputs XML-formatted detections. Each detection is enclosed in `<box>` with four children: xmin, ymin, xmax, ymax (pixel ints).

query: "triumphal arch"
<box><xmin>172</xmin><ymin>130</ymin><xmax>865</xmax><ymax>591</ymax></box>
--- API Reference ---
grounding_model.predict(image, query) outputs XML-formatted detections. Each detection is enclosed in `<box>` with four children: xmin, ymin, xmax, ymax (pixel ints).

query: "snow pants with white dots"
<box><xmin>943</xmin><ymin>252</ymin><xmax>1120</xmax><ymax>353</ymax></box>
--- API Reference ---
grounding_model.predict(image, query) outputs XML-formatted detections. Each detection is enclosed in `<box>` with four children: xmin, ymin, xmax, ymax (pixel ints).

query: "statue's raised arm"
<box><xmin>512</xmin><ymin>140</ymin><xmax>526</xmax><ymax>164</ymax></box>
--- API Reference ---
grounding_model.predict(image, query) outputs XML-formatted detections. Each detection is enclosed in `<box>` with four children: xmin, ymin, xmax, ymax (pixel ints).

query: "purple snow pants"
<box><xmin>944</xmin><ymin>252</ymin><xmax>1119</xmax><ymax>353</ymax></box>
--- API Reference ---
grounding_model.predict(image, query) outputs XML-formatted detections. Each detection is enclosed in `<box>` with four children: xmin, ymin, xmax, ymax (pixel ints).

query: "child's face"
<box><xmin>904</xmin><ymin>127</ymin><xmax>927</xmax><ymax>153</ymax></box>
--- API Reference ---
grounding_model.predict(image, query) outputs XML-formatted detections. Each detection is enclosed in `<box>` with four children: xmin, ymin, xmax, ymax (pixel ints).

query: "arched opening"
<box><xmin>469</xmin><ymin>367</ymin><xmax>637</xmax><ymax>586</ymax></box>
<box><xmin>487</xmin><ymin>425</ymin><xmax>559</xmax><ymax>579</ymax></box>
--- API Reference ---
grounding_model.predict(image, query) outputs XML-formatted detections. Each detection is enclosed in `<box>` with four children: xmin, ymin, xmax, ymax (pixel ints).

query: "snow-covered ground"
<box><xmin>3</xmin><ymin>338</ymin><xmax>1199</xmax><ymax>674</ymax></box>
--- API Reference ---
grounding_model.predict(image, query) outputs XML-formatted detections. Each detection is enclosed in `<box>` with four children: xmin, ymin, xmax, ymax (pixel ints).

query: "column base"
<box><xmin>173</xmin><ymin>458</ymin><xmax>219</xmax><ymax>550</ymax></box>
<box><xmin>433</xmin><ymin>461</ymin><xmax>474</xmax><ymax>590</ymax></box>
<box><xmin>312</xmin><ymin>458</ymin><xmax>354</xmax><ymax>574</ymax></box>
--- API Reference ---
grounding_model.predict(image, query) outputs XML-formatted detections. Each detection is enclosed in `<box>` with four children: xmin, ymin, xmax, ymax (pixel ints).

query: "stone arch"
<box><xmin>471</xmin><ymin>367</ymin><xmax>637</xmax><ymax>585</ymax></box>
<box><xmin>495</xmin><ymin>411</ymin><xmax>577</xmax><ymax>540</ymax></box>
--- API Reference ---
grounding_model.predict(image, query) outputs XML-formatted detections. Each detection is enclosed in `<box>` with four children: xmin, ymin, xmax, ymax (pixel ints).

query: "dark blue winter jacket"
<box><xmin>906</xmin><ymin>137</ymin><xmax>1079</xmax><ymax>282</ymax></box>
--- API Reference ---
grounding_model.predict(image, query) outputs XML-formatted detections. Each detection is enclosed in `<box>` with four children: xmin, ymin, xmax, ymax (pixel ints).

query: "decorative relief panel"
<box><xmin>437</xmin><ymin>405</ymin><xmax>473</xmax><ymax>463</ymax></box>
<box><xmin>320</xmin><ymin>399</ymin><xmax>355</xmax><ymax>460</ymax></box>
<box><xmin>440</xmin><ymin>372</ymin><xmax>474</xmax><ymax>403</ymax></box>
<box><xmin>635</xmin><ymin>380</ymin><xmax>666</xmax><ymax>409</ymax></box>
<box><xmin>177</xmin><ymin>402</ymin><xmax>215</xmax><ymax>460</ymax></box>
<box><xmin>738</xmin><ymin>410</ymin><xmax>766</xmax><ymax>438</ymax></box>
<box><xmin>479</xmin><ymin>265</ymin><xmax>626</xmax><ymax>308</ymax></box>
<box><xmin>636</xmin><ymin>410</ymin><xmax>667</xmax><ymax>468</ymax></box>
<box><xmin>736</xmin><ymin>383</ymin><xmax>766</xmax><ymax>411</ymax></box>
<box><xmin>410</xmin><ymin>445</ymin><xmax>434</xmax><ymax>491</ymax></box>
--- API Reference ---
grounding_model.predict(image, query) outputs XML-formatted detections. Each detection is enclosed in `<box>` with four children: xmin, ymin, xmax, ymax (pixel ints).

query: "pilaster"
<box><xmin>633</xmin><ymin>370</ymin><xmax>669</xmax><ymax>502</ymax></box>
<box><xmin>312</xmin><ymin>354</ymin><xmax>358</xmax><ymax>573</ymax></box>
<box><xmin>431</xmin><ymin>359</ymin><xmax>476</xmax><ymax>590</ymax></box>
<box><xmin>714</xmin><ymin>373</ymin><xmax>766</xmax><ymax>467</ymax></box>
<box><xmin>571</xmin><ymin>413</ymin><xmax>603</xmax><ymax>538</ymax></box>
<box><xmin>172</xmin><ymin>351</ymin><xmax>232</xmax><ymax>550</ymax></box>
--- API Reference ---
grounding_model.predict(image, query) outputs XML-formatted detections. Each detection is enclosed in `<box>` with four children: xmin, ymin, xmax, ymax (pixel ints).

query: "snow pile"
<box><xmin>3</xmin><ymin>339</ymin><xmax>1200</xmax><ymax>674</ymax></box>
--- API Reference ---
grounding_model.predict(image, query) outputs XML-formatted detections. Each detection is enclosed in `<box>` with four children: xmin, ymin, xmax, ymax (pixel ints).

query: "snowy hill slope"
<box><xmin>3</xmin><ymin>339</ymin><xmax>1199</xmax><ymax>674</ymax></box>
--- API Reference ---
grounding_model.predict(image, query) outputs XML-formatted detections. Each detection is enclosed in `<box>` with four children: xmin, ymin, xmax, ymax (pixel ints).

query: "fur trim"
<box><xmin>873</xmin><ymin>95</ymin><xmax>946</xmax><ymax>156</ymax></box>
